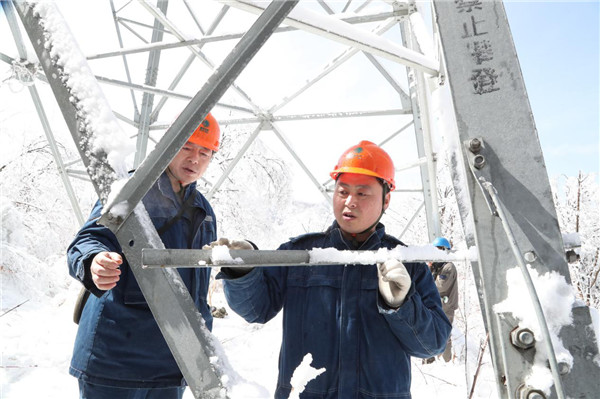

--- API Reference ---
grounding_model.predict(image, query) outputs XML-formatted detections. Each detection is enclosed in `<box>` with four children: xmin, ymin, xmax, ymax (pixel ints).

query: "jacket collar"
<box><xmin>327</xmin><ymin>220</ymin><xmax>386</xmax><ymax>250</ymax></box>
<box><xmin>157</xmin><ymin>172</ymin><xmax>199</xmax><ymax>205</ymax></box>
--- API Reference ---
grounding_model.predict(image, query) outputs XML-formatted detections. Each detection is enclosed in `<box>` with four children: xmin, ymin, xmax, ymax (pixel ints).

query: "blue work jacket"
<box><xmin>67</xmin><ymin>173</ymin><xmax>216</xmax><ymax>388</ymax></box>
<box><xmin>221</xmin><ymin>222</ymin><xmax>451</xmax><ymax>399</ymax></box>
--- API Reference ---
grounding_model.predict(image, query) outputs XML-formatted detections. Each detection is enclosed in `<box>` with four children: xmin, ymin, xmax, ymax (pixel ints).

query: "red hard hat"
<box><xmin>330</xmin><ymin>140</ymin><xmax>395</xmax><ymax>191</ymax></box>
<box><xmin>188</xmin><ymin>112</ymin><xmax>220</xmax><ymax>152</ymax></box>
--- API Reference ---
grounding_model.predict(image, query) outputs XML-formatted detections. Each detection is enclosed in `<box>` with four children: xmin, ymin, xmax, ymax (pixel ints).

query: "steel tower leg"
<box><xmin>432</xmin><ymin>0</ymin><xmax>600</xmax><ymax>397</ymax></box>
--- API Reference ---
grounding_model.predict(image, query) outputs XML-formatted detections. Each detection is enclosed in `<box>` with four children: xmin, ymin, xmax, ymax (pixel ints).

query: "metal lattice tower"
<box><xmin>2</xmin><ymin>1</ymin><xmax>598</xmax><ymax>398</ymax></box>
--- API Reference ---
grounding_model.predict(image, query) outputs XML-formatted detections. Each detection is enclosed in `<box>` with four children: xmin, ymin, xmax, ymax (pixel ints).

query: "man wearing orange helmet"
<box><xmin>220</xmin><ymin>141</ymin><xmax>451</xmax><ymax>398</ymax></box>
<box><xmin>67</xmin><ymin>113</ymin><xmax>221</xmax><ymax>399</ymax></box>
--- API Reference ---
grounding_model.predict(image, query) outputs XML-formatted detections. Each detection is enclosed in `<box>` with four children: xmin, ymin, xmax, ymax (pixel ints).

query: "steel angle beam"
<box><xmin>141</xmin><ymin>248</ymin><xmax>474</xmax><ymax>268</ymax></box>
<box><xmin>224</xmin><ymin>0</ymin><xmax>438</xmax><ymax>75</ymax></box>
<box><xmin>432</xmin><ymin>0</ymin><xmax>599</xmax><ymax>397</ymax></box>
<box><xmin>133</xmin><ymin>0</ymin><xmax>168</xmax><ymax>167</ymax></box>
<box><xmin>400</xmin><ymin>14</ymin><xmax>440</xmax><ymax>241</ymax></box>
<box><xmin>86</xmin><ymin>10</ymin><xmax>403</xmax><ymax>61</ymax></box>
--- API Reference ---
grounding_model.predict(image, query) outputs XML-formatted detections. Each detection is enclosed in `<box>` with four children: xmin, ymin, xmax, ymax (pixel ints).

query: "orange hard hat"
<box><xmin>188</xmin><ymin>112</ymin><xmax>220</xmax><ymax>152</ymax></box>
<box><xmin>330</xmin><ymin>140</ymin><xmax>395</xmax><ymax>191</ymax></box>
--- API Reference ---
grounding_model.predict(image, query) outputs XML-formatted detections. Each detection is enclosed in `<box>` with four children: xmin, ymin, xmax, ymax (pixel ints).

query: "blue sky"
<box><xmin>504</xmin><ymin>1</ymin><xmax>599</xmax><ymax>180</ymax></box>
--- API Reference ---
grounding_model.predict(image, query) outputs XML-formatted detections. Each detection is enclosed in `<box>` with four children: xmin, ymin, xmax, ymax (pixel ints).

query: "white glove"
<box><xmin>202</xmin><ymin>237</ymin><xmax>254</xmax><ymax>250</ymax></box>
<box><xmin>203</xmin><ymin>237</ymin><xmax>255</xmax><ymax>278</ymax></box>
<box><xmin>378</xmin><ymin>259</ymin><xmax>412</xmax><ymax>308</ymax></box>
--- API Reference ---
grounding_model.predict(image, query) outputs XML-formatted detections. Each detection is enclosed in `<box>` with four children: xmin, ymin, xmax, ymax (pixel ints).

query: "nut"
<box><xmin>511</xmin><ymin>327</ymin><xmax>535</xmax><ymax>350</ymax></box>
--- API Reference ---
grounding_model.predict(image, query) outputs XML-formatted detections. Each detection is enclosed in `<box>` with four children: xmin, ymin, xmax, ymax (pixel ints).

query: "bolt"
<box><xmin>469</xmin><ymin>138</ymin><xmax>482</xmax><ymax>153</ymax></box>
<box><xmin>517</xmin><ymin>385</ymin><xmax>546</xmax><ymax>399</ymax></box>
<box><xmin>527</xmin><ymin>392</ymin><xmax>545</xmax><ymax>399</ymax></box>
<box><xmin>511</xmin><ymin>327</ymin><xmax>535</xmax><ymax>349</ymax></box>
<box><xmin>473</xmin><ymin>154</ymin><xmax>486</xmax><ymax>169</ymax></box>
<box><xmin>524</xmin><ymin>251</ymin><xmax>537</xmax><ymax>262</ymax></box>
<box><xmin>518</xmin><ymin>330</ymin><xmax>535</xmax><ymax>346</ymax></box>
<box><xmin>558</xmin><ymin>361</ymin><xmax>570</xmax><ymax>375</ymax></box>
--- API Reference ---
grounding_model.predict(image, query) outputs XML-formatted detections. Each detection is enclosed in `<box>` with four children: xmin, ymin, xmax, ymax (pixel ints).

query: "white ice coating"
<box><xmin>105</xmin><ymin>178</ymin><xmax>129</xmax><ymax>217</ymax></box>
<box><xmin>288</xmin><ymin>353</ymin><xmax>326</xmax><ymax>399</ymax></box>
<box><xmin>430</xmin><ymin>79</ymin><xmax>477</xmax><ymax>244</ymax></box>
<box><xmin>32</xmin><ymin>2</ymin><xmax>134</xmax><ymax>177</ymax></box>
<box><xmin>561</xmin><ymin>232</ymin><xmax>581</xmax><ymax>249</ymax></box>
<box><xmin>494</xmin><ymin>266</ymin><xmax>577</xmax><ymax>395</ymax></box>
<box><xmin>309</xmin><ymin>245</ymin><xmax>477</xmax><ymax>265</ymax></box>
<box><xmin>409</xmin><ymin>11</ymin><xmax>435</xmax><ymax>58</ymax></box>
<box><xmin>210</xmin><ymin>246</ymin><xmax>244</xmax><ymax>265</ymax></box>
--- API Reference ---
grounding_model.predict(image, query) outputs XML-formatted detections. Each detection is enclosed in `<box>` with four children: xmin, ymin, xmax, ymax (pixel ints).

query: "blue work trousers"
<box><xmin>78</xmin><ymin>381</ymin><xmax>185</xmax><ymax>399</ymax></box>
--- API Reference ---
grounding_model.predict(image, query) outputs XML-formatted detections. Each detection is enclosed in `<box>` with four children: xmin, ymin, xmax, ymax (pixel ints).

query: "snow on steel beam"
<box><xmin>141</xmin><ymin>246</ymin><xmax>478</xmax><ymax>269</ymax></box>
<box><xmin>86</xmin><ymin>10</ymin><xmax>402</xmax><ymax>60</ymax></box>
<box><xmin>220</xmin><ymin>108</ymin><xmax>411</xmax><ymax>125</ymax></box>
<box><xmin>224</xmin><ymin>0</ymin><xmax>439</xmax><ymax>75</ymax></box>
<box><xmin>134</xmin><ymin>0</ymin><xmax>168</xmax><ymax>167</ymax></box>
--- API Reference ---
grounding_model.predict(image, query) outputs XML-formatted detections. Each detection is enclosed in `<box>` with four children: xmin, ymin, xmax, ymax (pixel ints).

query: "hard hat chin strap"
<box><xmin>351</xmin><ymin>181</ymin><xmax>390</xmax><ymax>242</ymax></box>
<box><xmin>166</xmin><ymin>166</ymin><xmax>184</xmax><ymax>195</ymax></box>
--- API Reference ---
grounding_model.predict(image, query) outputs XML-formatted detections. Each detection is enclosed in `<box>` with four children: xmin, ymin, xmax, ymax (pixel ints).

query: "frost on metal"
<box><xmin>494</xmin><ymin>266</ymin><xmax>577</xmax><ymax>395</ymax></box>
<box><xmin>31</xmin><ymin>1</ymin><xmax>134</xmax><ymax>204</ymax></box>
<box><xmin>309</xmin><ymin>245</ymin><xmax>477</xmax><ymax>265</ymax></box>
<box><xmin>210</xmin><ymin>246</ymin><xmax>245</xmax><ymax>265</ymax></box>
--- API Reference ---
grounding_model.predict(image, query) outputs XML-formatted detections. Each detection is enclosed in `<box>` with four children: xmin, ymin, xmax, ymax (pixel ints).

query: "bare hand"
<box><xmin>90</xmin><ymin>251</ymin><xmax>122</xmax><ymax>290</ymax></box>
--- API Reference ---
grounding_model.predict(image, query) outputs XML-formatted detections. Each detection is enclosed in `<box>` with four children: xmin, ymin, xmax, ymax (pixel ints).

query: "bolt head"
<box><xmin>518</xmin><ymin>330</ymin><xmax>535</xmax><ymax>346</ymax></box>
<box><xmin>469</xmin><ymin>138</ymin><xmax>482</xmax><ymax>153</ymax></box>
<box><xmin>524</xmin><ymin>251</ymin><xmax>537</xmax><ymax>262</ymax></box>
<box><xmin>511</xmin><ymin>327</ymin><xmax>536</xmax><ymax>349</ymax></box>
<box><xmin>517</xmin><ymin>385</ymin><xmax>546</xmax><ymax>399</ymax></box>
<box><xmin>558</xmin><ymin>361</ymin><xmax>570</xmax><ymax>375</ymax></box>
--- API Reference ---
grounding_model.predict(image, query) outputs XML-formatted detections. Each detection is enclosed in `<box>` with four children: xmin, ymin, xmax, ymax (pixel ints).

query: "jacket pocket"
<box><xmin>287</xmin><ymin>265</ymin><xmax>344</xmax><ymax>289</ymax></box>
<box><xmin>123</xmin><ymin>268</ymin><xmax>147</xmax><ymax>307</ymax></box>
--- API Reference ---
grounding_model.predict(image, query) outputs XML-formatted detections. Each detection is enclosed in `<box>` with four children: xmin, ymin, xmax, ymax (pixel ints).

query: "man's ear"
<box><xmin>383</xmin><ymin>192</ymin><xmax>391</xmax><ymax>211</ymax></box>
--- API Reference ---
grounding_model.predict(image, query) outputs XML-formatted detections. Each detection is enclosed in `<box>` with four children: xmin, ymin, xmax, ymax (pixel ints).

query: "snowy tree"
<box><xmin>552</xmin><ymin>172</ymin><xmax>600</xmax><ymax>308</ymax></box>
<box><xmin>0</xmin><ymin>129</ymin><xmax>92</xmax><ymax>298</ymax></box>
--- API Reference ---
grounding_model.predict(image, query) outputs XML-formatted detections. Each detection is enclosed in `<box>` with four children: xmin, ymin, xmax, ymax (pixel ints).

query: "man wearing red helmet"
<box><xmin>220</xmin><ymin>141</ymin><xmax>451</xmax><ymax>398</ymax></box>
<box><xmin>67</xmin><ymin>113</ymin><xmax>221</xmax><ymax>399</ymax></box>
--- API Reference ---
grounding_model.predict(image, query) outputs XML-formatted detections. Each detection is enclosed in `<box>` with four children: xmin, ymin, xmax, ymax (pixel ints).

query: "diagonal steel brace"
<box><xmin>11</xmin><ymin>1</ymin><xmax>298</xmax><ymax>397</ymax></box>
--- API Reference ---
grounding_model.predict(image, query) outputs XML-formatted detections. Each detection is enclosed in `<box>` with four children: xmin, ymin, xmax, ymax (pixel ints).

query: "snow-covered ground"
<box><xmin>1</xmin><ymin>265</ymin><xmax>501</xmax><ymax>399</ymax></box>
